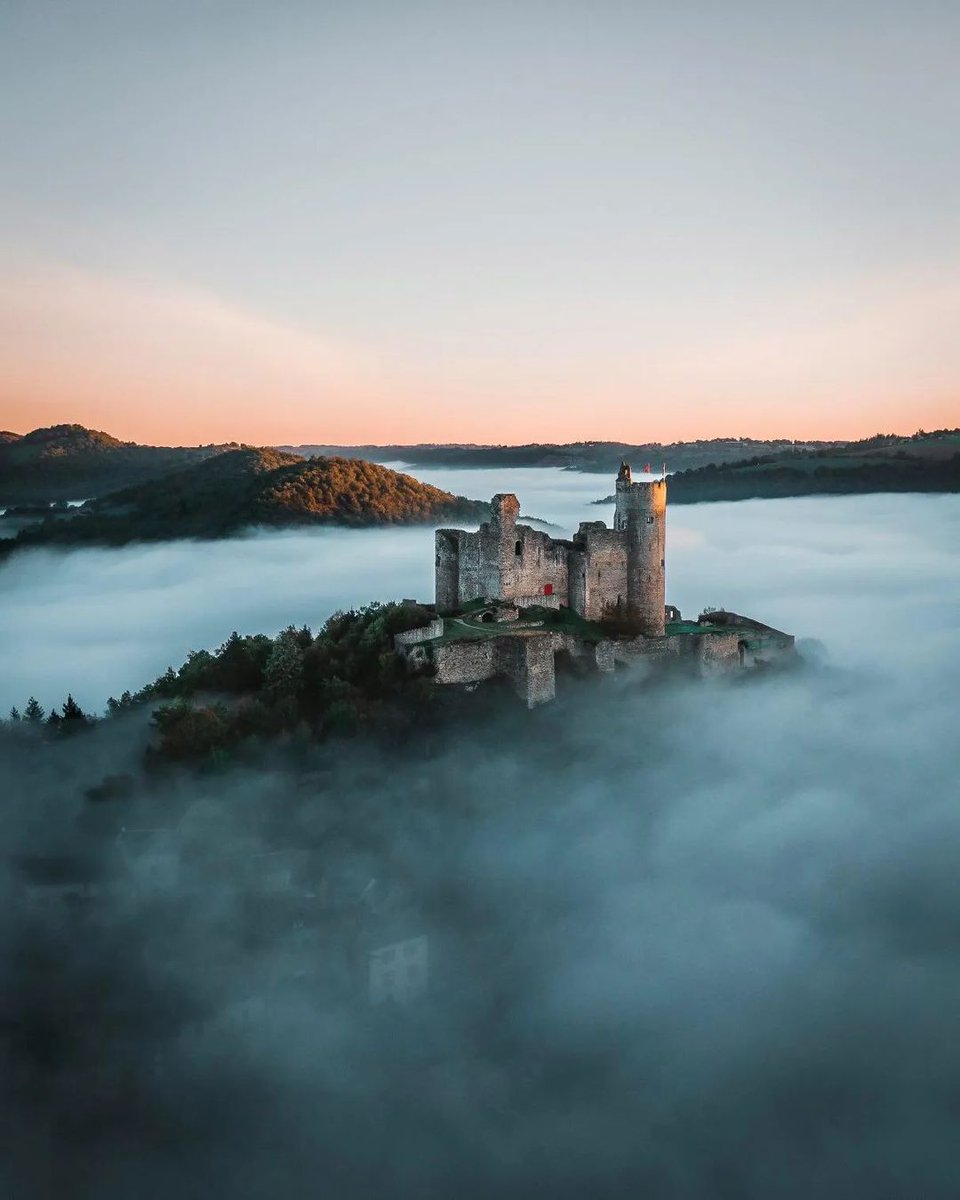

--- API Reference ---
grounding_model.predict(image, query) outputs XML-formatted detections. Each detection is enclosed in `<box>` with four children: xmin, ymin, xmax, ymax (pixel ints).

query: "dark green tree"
<box><xmin>61</xmin><ymin>694</ymin><xmax>87</xmax><ymax>722</ymax></box>
<box><xmin>8</xmin><ymin>706</ymin><xmax>20</xmax><ymax>722</ymax></box>
<box><xmin>263</xmin><ymin>628</ymin><xmax>305</xmax><ymax>699</ymax></box>
<box><xmin>23</xmin><ymin>697</ymin><xmax>45</xmax><ymax>722</ymax></box>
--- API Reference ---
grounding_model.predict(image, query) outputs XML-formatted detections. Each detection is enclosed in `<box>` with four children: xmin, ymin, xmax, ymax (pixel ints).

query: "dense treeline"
<box><xmin>668</xmin><ymin>449</ymin><xmax>960</xmax><ymax>504</ymax></box>
<box><xmin>0</xmin><ymin>424</ymin><xmax>236</xmax><ymax>504</ymax></box>
<box><xmin>284</xmin><ymin>435</ymin><xmax>843</xmax><ymax>474</ymax></box>
<box><xmin>587</xmin><ymin>429</ymin><xmax>960</xmax><ymax>505</ymax></box>
<box><xmin>2</xmin><ymin>602</ymin><xmax>440</xmax><ymax>764</ymax></box>
<box><xmin>1</xmin><ymin>448</ymin><xmax>489</xmax><ymax>553</ymax></box>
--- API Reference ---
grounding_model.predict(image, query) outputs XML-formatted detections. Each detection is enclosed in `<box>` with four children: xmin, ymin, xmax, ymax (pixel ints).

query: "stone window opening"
<box><xmin>515</xmin><ymin>540</ymin><xmax>522</xmax><ymax>556</ymax></box>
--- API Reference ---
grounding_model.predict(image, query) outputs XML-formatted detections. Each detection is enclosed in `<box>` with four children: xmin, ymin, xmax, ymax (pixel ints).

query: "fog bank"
<box><xmin>1</xmin><ymin>464</ymin><xmax>958</xmax><ymax>713</ymax></box>
<box><xmin>2</xmin><ymin>641</ymin><xmax>959</xmax><ymax>1196</ymax></box>
<box><xmin>1</xmin><ymin>470</ymin><xmax>959</xmax><ymax>1195</ymax></box>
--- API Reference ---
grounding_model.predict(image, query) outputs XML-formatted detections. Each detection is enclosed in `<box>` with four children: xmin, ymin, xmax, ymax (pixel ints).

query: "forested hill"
<box><xmin>0</xmin><ymin>424</ymin><xmax>238</xmax><ymax>504</ymax></box>
<box><xmin>609</xmin><ymin>430</ymin><xmax>960</xmax><ymax>505</ymax></box>
<box><xmin>281</xmin><ymin>437</ymin><xmax>844</xmax><ymax>474</ymax></box>
<box><xmin>1</xmin><ymin>448</ymin><xmax>489</xmax><ymax>552</ymax></box>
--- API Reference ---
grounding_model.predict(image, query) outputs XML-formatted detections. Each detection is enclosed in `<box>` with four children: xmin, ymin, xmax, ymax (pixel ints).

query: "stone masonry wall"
<box><xmin>432</xmin><ymin>634</ymin><xmax>557</xmax><ymax>706</ymax></box>
<box><xmin>437</xmin><ymin>473</ymin><xmax>668</xmax><ymax>628</ymax></box>
<box><xmin>572</xmin><ymin>525</ymin><xmax>630</xmax><ymax>621</ymax></box>
<box><xmin>393</xmin><ymin>617</ymin><xmax>444</xmax><ymax>648</ymax></box>
<box><xmin>696</xmin><ymin>631</ymin><xmax>742</xmax><ymax>675</ymax></box>
<box><xmin>433</xmin><ymin>640</ymin><xmax>498</xmax><ymax>685</ymax></box>
<box><xmin>494</xmin><ymin>634</ymin><xmax>556</xmax><ymax>707</ymax></box>
<box><xmin>501</xmin><ymin>526</ymin><xmax>570</xmax><ymax>605</ymax></box>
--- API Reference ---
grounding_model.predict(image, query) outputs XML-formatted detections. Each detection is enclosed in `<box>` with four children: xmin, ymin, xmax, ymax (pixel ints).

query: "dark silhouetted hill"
<box><xmin>282</xmin><ymin>437</ymin><xmax>845</xmax><ymax>474</ymax></box>
<box><xmin>0</xmin><ymin>424</ymin><xmax>238</xmax><ymax>503</ymax></box>
<box><xmin>592</xmin><ymin>429</ymin><xmax>960</xmax><ymax>505</ymax></box>
<box><xmin>2</xmin><ymin>447</ymin><xmax>489</xmax><ymax>552</ymax></box>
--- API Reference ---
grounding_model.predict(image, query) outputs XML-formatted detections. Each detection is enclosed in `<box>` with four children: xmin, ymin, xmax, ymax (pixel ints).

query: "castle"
<box><xmin>436</xmin><ymin>461</ymin><xmax>666</xmax><ymax>630</ymax></box>
<box><xmin>395</xmin><ymin>464</ymin><xmax>794</xmax><ymax>706</ymax></box>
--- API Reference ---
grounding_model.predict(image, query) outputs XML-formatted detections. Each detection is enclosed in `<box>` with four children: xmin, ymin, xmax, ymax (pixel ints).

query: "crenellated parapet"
<box><xmin>436</xmin><ymin>463</ymin><xmax>666</xmax><ymax>632</ymax></box>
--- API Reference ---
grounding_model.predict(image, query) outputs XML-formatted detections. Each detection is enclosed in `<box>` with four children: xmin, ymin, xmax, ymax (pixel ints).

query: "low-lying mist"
<box><xmin>2</xmin><ymin>645</ymin><xmax>958</xmax><ymax>1197</ymax></box>
<box><xmin>2</xmin><ymin>473</ymin><xmax>957</xmax><ymax>713</ymax></box>
<box><xmin>2</xmin><ymin>475</ymin><xmax>959</xmax><ymax>1195</ymax></box>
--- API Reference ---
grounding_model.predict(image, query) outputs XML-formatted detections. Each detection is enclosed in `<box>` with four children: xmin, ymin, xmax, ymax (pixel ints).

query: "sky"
<box><xmin>1</xmin><ymin>0</ymin><xmax>958</xmax><ymax>445</ymax></box>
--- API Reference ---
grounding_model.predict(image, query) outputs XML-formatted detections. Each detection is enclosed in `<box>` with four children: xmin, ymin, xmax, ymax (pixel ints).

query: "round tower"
<box><xmin>614</xmin><ymin>462</ymin><xmax>666</xmax><ymax>636</ymax></box>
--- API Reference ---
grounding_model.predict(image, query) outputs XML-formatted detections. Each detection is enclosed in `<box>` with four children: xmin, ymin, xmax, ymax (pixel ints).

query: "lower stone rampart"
<box><xmin>394</xmin><ymin>617</ymin><xmax>444</xmax><ymax>648</ymax></box>
<box><xmin>422</xmin><ymin>608</ymin><xmax>792</xmax><ymax>706</ymax></box>
<box><xmin>514</xmin><ymin>593</ymin><xmax>561</xmax><ymax>610</ymax></box>
<box><xmin>433</xmin><ymin>641</ymin><xmax>498</xmax><ymax>685</ymax></box>
<box><xmin>495</xmin><ymin>634</ymin><xmax>556</xmax><ymax>707</ymax></box>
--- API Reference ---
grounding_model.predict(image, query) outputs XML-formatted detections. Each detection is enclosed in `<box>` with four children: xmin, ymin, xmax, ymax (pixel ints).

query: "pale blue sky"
<box><xmin>1</xmin><ymin>1</ymin><xmax>958</xmax><ymax>442</ymax></box>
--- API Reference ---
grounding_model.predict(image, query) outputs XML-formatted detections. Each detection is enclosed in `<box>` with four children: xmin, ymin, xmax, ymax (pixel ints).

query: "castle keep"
<box><xmin>435</xmin><ymin>463</ymin><xmax>666</xmax><ymax>632</ymax></box>
<box><xmin>397</xmin><ymin>463</ymin><xmax>794</xmax><ymax>707</ymax></box>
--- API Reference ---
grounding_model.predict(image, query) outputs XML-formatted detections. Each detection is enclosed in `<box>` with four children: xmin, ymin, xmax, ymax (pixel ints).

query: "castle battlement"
<box><xmin>405</xmin><ymin>464</ymin><xmax>795</xmax><ymax>707</ymax></box>
<box><xmin>436</xmin><ymin>462</ymin><xmax>666</xmax><ymax>633</ymax></box>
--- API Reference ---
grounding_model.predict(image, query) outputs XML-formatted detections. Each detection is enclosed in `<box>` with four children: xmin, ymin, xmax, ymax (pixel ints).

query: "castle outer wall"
<box><xmin>435</xmin><ymin>465</ymin><xmax>666</xmax><ymax>631</ymax></box>
<box><xmin>417</xmin><ymin>617</ymin><xmax>795</xmax><ymax>708</ymax></box>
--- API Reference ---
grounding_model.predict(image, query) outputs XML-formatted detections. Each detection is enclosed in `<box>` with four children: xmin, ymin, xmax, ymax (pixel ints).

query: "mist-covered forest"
<box><xmin>2</xmin><ymin>640</ymin><xmax>959</xmax><ymax>1198</ymax></box>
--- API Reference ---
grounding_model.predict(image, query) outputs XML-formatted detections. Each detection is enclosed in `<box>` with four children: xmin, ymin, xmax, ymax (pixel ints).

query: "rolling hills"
<box><xmin>281</xmin><ymin>437</ymin><xmax>844</xmax><ymax>475</ymax></box>
<box><xmin>594</xmin><ymin>429</ymin><xmax>960</xmax><ymax>505</ymax></box>
<box><xmin>0</xmin><ymin>447</ymin><xmax>489</xmax><ymax>553</ymax></box>
<box><xmin>0</xmin><ymin>424</ymin><xmax>238</xmax><ymax>504</ymax></box>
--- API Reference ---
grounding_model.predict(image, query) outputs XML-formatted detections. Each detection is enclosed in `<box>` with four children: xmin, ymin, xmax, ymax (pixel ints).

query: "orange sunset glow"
<box><xmin>2</xmin><ymin>3</ymin><xmax>958</xmax><ymax>445</ymax></box>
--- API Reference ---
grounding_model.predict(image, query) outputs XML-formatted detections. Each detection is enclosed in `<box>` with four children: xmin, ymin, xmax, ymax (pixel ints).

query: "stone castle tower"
<box><xmin>613</xmin><ymin>462</ymin><xmax>667</xmax><ymax>636</ymax></box>
<box><xmin>435</xmin><ymin>463</ymin><xmax>668</xmax><ymax>634</ymax></box>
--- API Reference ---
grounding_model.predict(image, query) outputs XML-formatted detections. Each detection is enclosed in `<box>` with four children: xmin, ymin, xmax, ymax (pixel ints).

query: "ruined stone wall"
<box><xmin>612</xmin><ymin>635</ymin><xmax>683</xmax><ymax>667</ymax></box>
<box><xmin>515</xmin><ymin>592</ymin><xmax>562</xmax><ymax>610</ymax></box>
<box><xmin>439</xmin><ymin>476</ymin><xmax>667</xmax><ymax>628</ymax></box>
<box><xmin>698</xmin><ymin>611</ymin><xmax>795</xmax><ymax>668</ymax></box>
<box><xmin>432</xmin><ymin>634</ymin><xmax>557</xmax><ymax>706</ymax></box>
<box><xmin>438</xmin><ymin>498</ymin><xmax>573</xmax><ymax>611</ymax></box>
<box><xmin>571</xmin><ymin>524</ymin><xmax>629</xmax><ymax>621</ymax></box>
<box><xmin>611</xmin><ymin>629</ymin><xmax>741</xmax><ymax>677</ymax></box>
<box><xmin>394</xmin><ymin>617</ymin><xmax>444</xmax><ymax>648</ymax></box>
<box><xmin>433</xmin><ymin>640</ymin><xmax>498</xmax><ymax>685</ymax></box>
<box><xmin>696</xmin><ymin>631</ymin><xmax>742</xmax><ymax>675</ymax></box>
<box><xmin>435</xmin><ymin>530</ymin><xmax>461</xmax><ymax>613</ymax></box>
<box><xmin>494</xmin><ymin>634</ymin><xmax>556</xmax><ymax>707</ymax></box>
<box><xmin>500</xmin><ymin>525</ymin><xmax>570</xmax><ymax>604</ymax></box>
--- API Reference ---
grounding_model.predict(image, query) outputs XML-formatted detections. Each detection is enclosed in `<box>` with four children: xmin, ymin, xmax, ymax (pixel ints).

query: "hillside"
<box><xmin>282</xmin><ymin>437</ymin><xmax>845</xmax><ymax>474</ymax></box>
<box><xmin>0</xmin><ymin>424</ymin><xmax>238</xmax><ymax>503</ymax></box>
<box><xmin>1</xmin><ymin>447</ymin><xmax>489</xmax><ymax>552</ymax></box>
<box><xmin>594</xmin><ymin>429</ymin><xmax>960</xmax><ymax>505</ymax></box>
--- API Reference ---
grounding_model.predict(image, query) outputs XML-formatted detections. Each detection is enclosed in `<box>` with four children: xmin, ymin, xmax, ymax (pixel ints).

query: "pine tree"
<box><xmin>9</xmin><ymin>706</ymin><xmax>21</xmax><ymax>722</ymax></box>
<box><xmin>61</xmin><ymin>694</ymin><xmax>87</xmax><ymax>722</ymax></box>
<box><xmin>23</xmin><ymin>697</ymin><xmax>45</xmax><ymax>722</ymax></box>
